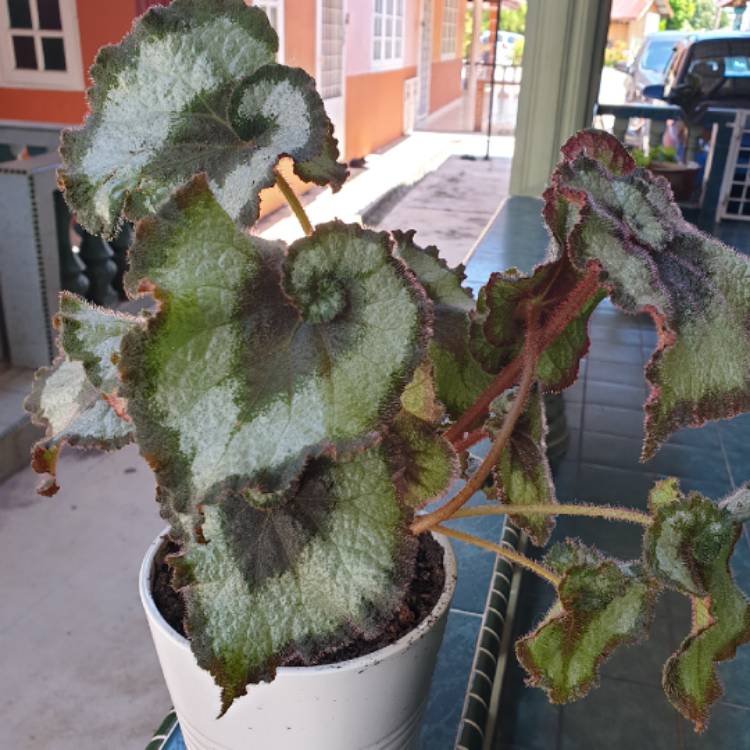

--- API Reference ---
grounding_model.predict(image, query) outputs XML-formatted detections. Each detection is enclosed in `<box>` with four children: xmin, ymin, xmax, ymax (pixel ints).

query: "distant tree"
<box><xmin>464</xmin><ymin>1</ymin><xmax>527</xmax><ymax>58</ymax></box>
<box><xmin>499</xmin><ymin>2</ymin><xmax>527</xmax><ymax>33</ymax></box>
<box><xmin>664</xmin><ymin>0</ymin><xmax>697</xmax><ymax>30</ymax></box>
<box><xmin>662</xmin><ymin>0</ymin><xmax>728</xmax><ymax>30</ymax></box>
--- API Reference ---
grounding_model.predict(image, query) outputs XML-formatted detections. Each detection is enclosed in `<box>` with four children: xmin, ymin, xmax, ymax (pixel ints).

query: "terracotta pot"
<box><xmin>139</xmin><ymin>529</ymin><xmax>457</xmax><ymax>750</ymax></box>
<box><xmin>649</xmin><ymin>161</ymin><xmax>700</xmax><ymax>202</ymax></box>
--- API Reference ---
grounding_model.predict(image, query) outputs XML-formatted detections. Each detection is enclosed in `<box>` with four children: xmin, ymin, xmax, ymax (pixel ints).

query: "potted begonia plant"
<box><xmin>25</xmin><ymin>2</ymin><xmax>750</xmax><ymax>748</ymax></box>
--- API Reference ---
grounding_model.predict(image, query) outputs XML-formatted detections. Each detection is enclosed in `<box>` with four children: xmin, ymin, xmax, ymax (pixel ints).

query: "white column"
<box><xmin>509</xmin><ymin>0</ymin><xmax>611</xmax><ymax>196</ymax></box>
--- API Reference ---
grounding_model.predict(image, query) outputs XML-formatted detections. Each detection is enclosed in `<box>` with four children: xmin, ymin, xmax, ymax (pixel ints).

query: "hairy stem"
<box><xmin>412</xmin><ymin>349</ymin><xmax>538</xmax><ymax>534</ymax></box>
<box><xmin>433</xmin><ymin>524</ymin><xmax>562</xmax><ymax>587</ymax></box>
<box><xmin>452</xmin><ymin>503</ymin><xmax>653</xmax><ymax>527</ymax></box>
<box><xmin>444</xmin><ymin>358</ymin><xmax>522</xmax><ymax>445</ymax></box>
<box><xmin>451</xmin><ymin>427</ymin><xmax>488</xmax><ymax>453</ymax></box>
<box><xmin>540</xmin><ymin>263</ymin><xmax>602</xmax><ymax>349</ymax></box>
<box><xmin>444</xmin><ymin>263</ymin><xmax>602</xmax><ymax>445</ymax></box>
<box><xmin>275</xmin><ymin>169</ymin><xmax>313</xmax><ymax>236</ymax></box>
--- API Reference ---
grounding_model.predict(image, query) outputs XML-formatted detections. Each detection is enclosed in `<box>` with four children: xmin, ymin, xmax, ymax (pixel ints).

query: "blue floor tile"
<box><xmin>419</xmin><ymin>611</ymin><xmax>481</xmax><ymax>750</ymax></box>
<box><xmin>558</xmin><ymin>678</ymin><xmax>681</xmax><ymax>750</ymax></box>
<box><xmin>681</xmin><ymin>701</ymin><xmax>750</xmax><ymax>749</ymax></box>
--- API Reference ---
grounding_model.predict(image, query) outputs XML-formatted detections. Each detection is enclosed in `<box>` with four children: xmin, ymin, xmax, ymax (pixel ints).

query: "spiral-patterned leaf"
<box><xmin>120</xmin><ymin>177</ymin><xmax>429</xmax><ymax>513</ymax></box>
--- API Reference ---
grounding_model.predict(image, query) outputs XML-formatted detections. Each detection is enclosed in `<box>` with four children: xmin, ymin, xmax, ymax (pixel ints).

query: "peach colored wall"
<box><xmin>0</xmin><ymin>0</ymin><xmax>134</xmax><ymax>124</ymax></box>
<box><xmin>282</xmin><ymin>0</ymin><xmax>316</xmax><ymax>74</ymax></box>
<box><xmin>429</xmin><ymin>57</ymin><xmax>461</xmax><ymax>112</ymax></box>
<box><xmin>428</xmin><ymin>0</ymin><xmax>464</xmax><ymax>113</ymax></box>
<box><xmin>345</xmin><ymin>65</ymin><xmax>417</xmax><ymax>160</ymax></box>
<box><xmin>404</xmin><ymin>0</ymin><xmax>420</xmax><ymax>68</ymax></box>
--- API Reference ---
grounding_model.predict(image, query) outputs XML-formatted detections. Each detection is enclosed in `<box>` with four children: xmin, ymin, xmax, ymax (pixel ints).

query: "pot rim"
<box><xmin>139</xmin><ymin>525</ymin><xmax>457</xmax><ymax>676</ymax></box>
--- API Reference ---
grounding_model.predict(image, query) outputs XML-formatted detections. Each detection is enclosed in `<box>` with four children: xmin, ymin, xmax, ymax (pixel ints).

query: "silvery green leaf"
<box><xmin>486</xmin><ymin>386</ymin><xmax>557</xmax><ymax>545</ymax></box>
<box><xmin>643</xmin><ymin>478</ymin><xmax>750</xmax><ymax>731</ymax></box>
<box><xmin>170</xmin><ymin>446</ymin><xmax>418</xmax><ymax>713</ymax></box>
<box><xmin>547</xmin><ymin>129</ymin><xmax>750</xmax><ymax>459</ymax></box>
<box><xmin>25</xmin><ymin>359</ymin><xmax>134</xmax><ymax>496</ymax></box>
<box><xmin>517</xmin><ymin>541</ymin><xmax>656</xmax><ymax>703</ymax></box>
<box><xmin>120</xmin><ymin>177</ymin><xmax>429</xmax><ymax>513</ymax></box>
<box><xmin>59</xmin><ymin>0</ymin><xmax>345</xmax><ymax>236</ymax></box>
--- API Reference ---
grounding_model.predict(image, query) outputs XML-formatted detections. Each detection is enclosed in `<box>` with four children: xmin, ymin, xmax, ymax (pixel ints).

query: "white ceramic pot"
<box><xmin>139</xmin><ymin>529</ymin><xmax>457</xmax><ymax>750</ymax></box>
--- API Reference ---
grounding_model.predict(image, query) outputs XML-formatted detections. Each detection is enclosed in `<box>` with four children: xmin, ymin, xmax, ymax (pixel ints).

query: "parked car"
<box><xmin>644</xmin><ymin>31</ymin><xmax>750</xmax><ymax>117</ymax></box>
<box><xmin>620</xmin><ymin>31</ymin><xmax>689</xmax><ymax>102</ymax></box>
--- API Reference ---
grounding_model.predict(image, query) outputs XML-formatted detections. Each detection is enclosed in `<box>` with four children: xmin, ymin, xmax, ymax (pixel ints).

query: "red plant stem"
<box><xmin>539</xmin><ymin>263</ymin><xmax>601</xmax><ymax>349</ymax></box>
<box><xmin>444</xmin><ymin>263</ymin><xmax>601</xmax><ymax>445</ymax></box>
<box><xmin>412</xmin><ymin>348</ymin><xmax>538</xmax><ymax>535</ymax></box>
<box><xmin>444</xmin><ymin>357</ymin><xmax>522</xmax><ymax>444</ymax></box>
<box><xmin>451</xmin><ymin>428</ymin><xmax>489</xmax><ymax>453</ymax></box>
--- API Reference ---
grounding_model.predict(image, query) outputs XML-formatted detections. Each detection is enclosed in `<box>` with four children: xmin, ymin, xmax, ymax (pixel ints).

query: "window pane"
<box><xmin>373</xmin><ymin>39</ymin><xmax>381</xmax><ymax>60</ymax></box>
<box><xmin>8</xmin><ymin>0</ymin><xmax>32</xmax><ymax>28</ymax></box>
<box><xmin>37</xmin><ymin>0</ymin><xmax>62</xmax><ymax>30</ymax></box>
<box><xmin>42</xmin><ymin>36</ymin><xmax>66</xmax><ymax>70</ymax></box>
<box><xmin>12</xmin><ymin>34</ymin><xmax>37</xmax><ymax>68</ymax></box>
<box><xmin>374</xmin><ymin>16</ymin><xmax>381</xmax><ymax>35</ymax></box>
<box><xmin>386</xmin><ymin>0</ymin><xmax>393</xmax><ymax>12</ymax></box>
<box><xmin>385</xmin><ymin>38</ymin><xmax>392</xmax><ymax>59</ymax></box>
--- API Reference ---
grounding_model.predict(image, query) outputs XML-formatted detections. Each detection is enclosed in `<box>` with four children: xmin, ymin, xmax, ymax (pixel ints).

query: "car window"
<box><xmin>641</xmin><ymin>40</ymin><xmax>679</xmax><ymax>72</ymax></box>
<box><xmin>685</xmin><ymin>39</ymin><xmax>750</xmax><ymax>98</ymax></box>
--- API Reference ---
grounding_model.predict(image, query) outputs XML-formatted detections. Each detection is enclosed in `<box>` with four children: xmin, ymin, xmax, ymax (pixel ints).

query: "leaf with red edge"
<box><xmin>24</xmin><ymin>296</ymin><xmax>139</xmax><ymax>495</ymax></box>
<box><xmin>25</xmin><ymin>359</ymin><xmax>135</xmax><ymax>496</ymax></box>
<box><xmin>547</xmin><ymin>128</ymin><xmax>750</xmax><ymax>459</ymax></box>
<box><xmin>517</xmin><ymin>540</ymin><xmax>657</xmax><ymax>703</ymax></box>
<box><xmin>470</xmin><ymin>258</ymin><xmax>602</xmax><ymax>392</ymax></box>
<box><xmin>643</xmin><ymin>478</ymin><xmax>750</xmax><ymax>732</ymax></box>
<box><xmin>486</xmin><ymin>385</ymin><xmax>557</xmax><ymax>545</ymax></box>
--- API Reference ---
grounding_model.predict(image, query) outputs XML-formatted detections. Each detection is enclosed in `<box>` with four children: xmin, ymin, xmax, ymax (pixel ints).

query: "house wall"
<box><xmin>283</xmin><ymin>0</ymin><xmax>316</xmax><ymax>74</ymax></box>
<box><xmin>0</xmin><ymin>0</ymin><xmax>134</xmax><ymax>124</ymax></box>
<box><xmin>428</xmin><ymin>0</ymin><xmax>465</xmax><ymax>115</ymax></box>
<box><xmin>345</xmin><ymin>66</ymin><xmax>418</xmax><ymax>160</ymax></box>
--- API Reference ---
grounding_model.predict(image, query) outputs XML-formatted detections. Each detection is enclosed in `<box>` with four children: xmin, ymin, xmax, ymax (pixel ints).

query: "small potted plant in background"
<box><xmin>631</xmin><ymin>143</ymin><xmax>701</xmax><ymax>201</ymax></box>
<box><xmin>25</xmin><ymin>2</ymin><xmax>750</xmax><ymax>748</ymax></box>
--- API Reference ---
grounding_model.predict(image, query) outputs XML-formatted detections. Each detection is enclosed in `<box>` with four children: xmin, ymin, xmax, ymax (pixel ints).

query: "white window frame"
<box><xmin>0</xmin><ymin>0</ymin><xmax>84</xmax><ymax>90</ymax></box>
<box><xmin>253</xmin><ymin>0</ymin><xmax>285</xmax><ymax>62</ymax></box>
<box><xmin>372</xmin><ymin>0</ymin><xmax>404</xmax><ymax>71</ymax></box>
<box><xmin>440</xmin><ymin>0</ymin><xmax>458</xmax><ymax>60</ymax></box>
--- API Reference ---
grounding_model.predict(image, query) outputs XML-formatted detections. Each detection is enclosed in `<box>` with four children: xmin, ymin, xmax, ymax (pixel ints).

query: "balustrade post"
<box><xmin>54</xmin><ymin>191</ymin><xmax>89</xmax><ymax>298</ymax></box>
<box><xmin>75</xmin><ymin>224</ymin><xmax>119</xmax><ymax>307</ymax></box>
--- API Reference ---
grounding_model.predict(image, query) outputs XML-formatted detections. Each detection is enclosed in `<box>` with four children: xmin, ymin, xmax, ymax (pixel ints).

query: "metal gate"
<box><xmin>718</xmin><ymin>109</ymin><xmax>750</xmax><ymax>221</ymax></box>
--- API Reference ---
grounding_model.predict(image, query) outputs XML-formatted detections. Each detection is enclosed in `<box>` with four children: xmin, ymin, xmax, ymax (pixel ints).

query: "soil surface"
<box><xmin>153</xmin><ymin>533</ymin><xmax>445</xmax><ymax>664</ymax></box>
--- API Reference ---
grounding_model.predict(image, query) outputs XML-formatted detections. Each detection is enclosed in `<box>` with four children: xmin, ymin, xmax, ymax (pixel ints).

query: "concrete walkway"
<box><xmin>0</xmin><ymin>131</ymin><xmax>513</xmax><ymax>750</ymax></box>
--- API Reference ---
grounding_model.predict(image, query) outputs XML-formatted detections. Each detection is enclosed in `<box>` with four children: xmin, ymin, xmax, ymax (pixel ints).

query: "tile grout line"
<box><xmin>715</xmin><ymin>424</ymin><xmax>736</xmax><ymax>489</ymax></box>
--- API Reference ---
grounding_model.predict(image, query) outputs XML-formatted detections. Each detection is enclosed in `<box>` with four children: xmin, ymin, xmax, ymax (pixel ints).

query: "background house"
<box><xmin>608</xmin><ymin>0</ymin><xmax>673</xmax><ymax>57</ymax></box>
<box><xmin>0</xmin><ymin>0</ymin><xmax>466</xmax><ymax>163</ymax></box>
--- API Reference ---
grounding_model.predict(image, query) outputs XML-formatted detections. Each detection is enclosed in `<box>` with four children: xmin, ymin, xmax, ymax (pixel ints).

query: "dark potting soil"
<box><xmin>152</xmin><ymin>533</ymin><xmax>445</xmax><ymax>665</ymax></box>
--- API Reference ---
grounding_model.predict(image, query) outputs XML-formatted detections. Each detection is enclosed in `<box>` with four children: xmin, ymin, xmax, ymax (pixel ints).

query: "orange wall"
<box><xmin>283</xmin><ymin>0</ymin><xmax>316</xmax><ymax>75</ymax></box>
<box><xmin>429</xmin><ymin>57</ymin><xmax>462</xmax><ymax>113</ymax></box>
<box><xmin>345</xmin><ymin>66</ymin><xmax>417</xmax><ymax>161</ymax></box>
<box><xmin>427</xmin><ymin>0</ymin><xmax>465</xmax><ymax>114</ymax></box>
<box><xmin>0</xmin><ymin>0</ymin><xmax>134</xmax><ymax>124</ymax></box>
